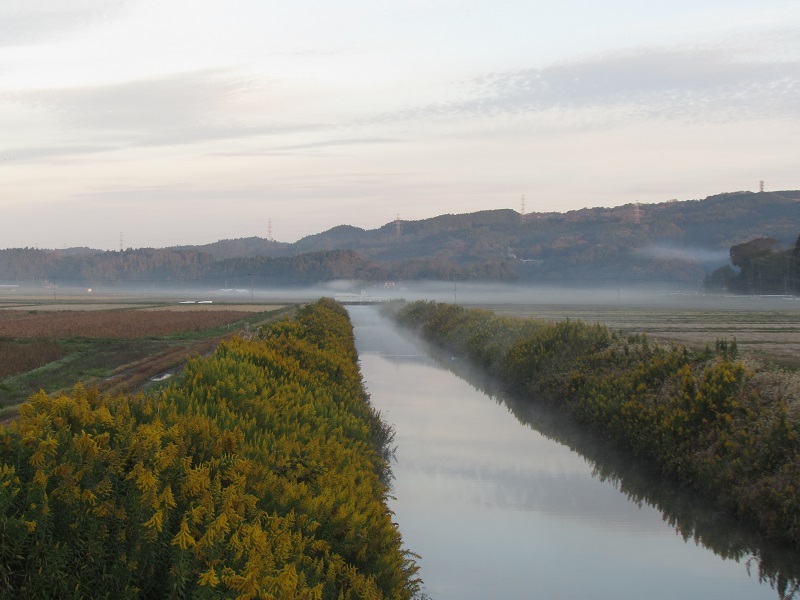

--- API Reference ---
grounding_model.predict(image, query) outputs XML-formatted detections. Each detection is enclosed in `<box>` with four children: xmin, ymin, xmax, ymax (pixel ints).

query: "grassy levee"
<box><xmin>390</xmin><ymin>300</ymin><xmax>800</xmax><ymax>549</ymax></box>
<box><xmin>0</xmin><ymin>298</ymin><xmax>421</xmax><ymax>599</ymax></box>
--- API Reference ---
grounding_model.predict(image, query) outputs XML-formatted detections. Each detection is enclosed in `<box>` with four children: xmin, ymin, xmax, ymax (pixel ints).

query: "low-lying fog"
<box><xmin>318</xmin><ymin>280</ymin><xmax>800</xmax><ymax>311</ymax></box>
<box><xmin>10</xmin><ymin>280</ymin><xmax>800</xmax><ymax>312</ymax></box>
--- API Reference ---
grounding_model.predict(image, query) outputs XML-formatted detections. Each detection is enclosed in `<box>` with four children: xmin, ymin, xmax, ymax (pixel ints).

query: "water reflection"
<box><xmin>349</xmin><ymin>306</ymin><xmax>800</xmax><ymax>600</ymax></box>
<box><xmin>436</xmin><ymin>340</ymin><xmax>800</xmax><ymax>600</ymax></box>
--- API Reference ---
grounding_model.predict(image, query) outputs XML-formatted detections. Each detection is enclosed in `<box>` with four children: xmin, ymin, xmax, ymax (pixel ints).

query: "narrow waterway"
<box><xmin>349</xmin><ymin>305</ymin><xmax>800</xmax><ymax>600</ymax></box>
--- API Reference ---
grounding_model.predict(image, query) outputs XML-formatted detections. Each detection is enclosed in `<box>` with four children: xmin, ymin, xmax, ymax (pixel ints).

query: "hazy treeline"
<box><xmin>390</xmin><ymin>301</ymin><xmax>800</xmax><ymax>548</ymax></box>
<box><xmin>0</xmin><ymin>298</ymin><xmax>421</xmax><ymax>598</ymax></box>
<box><xmin>0</xmin><ymin>246</ymin><xmax>513</xmax><ymax>288</ymax></box>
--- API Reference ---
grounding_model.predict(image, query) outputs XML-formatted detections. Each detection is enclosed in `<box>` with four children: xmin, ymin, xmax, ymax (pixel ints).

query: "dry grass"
<box><xmin>0</xmin><ymin>309</ymin><xmax>253</xmax><ymax>339</ymax></box>
<box><xmin>744</xmin><ymin>359</ymin><xmax>800</xmax><ymax>420</ymax></box>
<box><xmin>489</xmin><ymin>304</ymin><xmax>800</xmax><ymax>368</ymax></box>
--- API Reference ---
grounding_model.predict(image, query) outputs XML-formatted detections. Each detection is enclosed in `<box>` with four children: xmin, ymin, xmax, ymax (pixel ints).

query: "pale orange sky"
<box><xmin>1</xmin><ymin>0</ymin><xmax>799</xmax><ymax>249</ymax></box>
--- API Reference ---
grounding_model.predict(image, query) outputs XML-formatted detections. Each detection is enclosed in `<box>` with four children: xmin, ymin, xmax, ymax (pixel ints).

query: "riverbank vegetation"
<box><xmin>390</xmin><ymin>300</ymin><xmax>800</xmax><ymax>549</ymax></box>
<box><xmin>0</xmin><ymin>298</ymin><xmax>420</xmax><ymax>598</ymax></box>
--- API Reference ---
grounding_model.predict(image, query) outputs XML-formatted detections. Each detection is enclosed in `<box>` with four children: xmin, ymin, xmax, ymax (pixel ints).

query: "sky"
<box><xmin>1</xmin><ymin>0</ymin><xmax>799</xmax><ymax>250</ymax></box>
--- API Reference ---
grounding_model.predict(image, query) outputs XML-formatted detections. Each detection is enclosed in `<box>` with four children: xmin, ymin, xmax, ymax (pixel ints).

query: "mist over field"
<box><xmin>76</xmin><ymin>280</ymin><xmax>797</xmax><ymax>313</ymax></box>
<box><xmin>8</xmin><ymin>277</ymin><xmax>800</xmax><ymax>313</ymax></box>
<box><xmin>316</xmin><ymin>279</ymin><xmax>798</xmax><ymax>310</ymax></box>
<box><xmin>637</xmin><ymin>243</ymin><xmax>731</xmax><ymax>266</ymax></box>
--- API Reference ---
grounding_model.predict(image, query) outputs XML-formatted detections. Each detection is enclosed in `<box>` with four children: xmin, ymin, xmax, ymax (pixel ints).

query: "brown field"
<box><xmin>141</xmin><ymin>304</ymin><xmax>284</xmax><ymax>313</ymax></box>
<box><xmin>0</xmin><ymin>303</ymin><xmax>293</xmax><ymax>411</ymax></box>
<box><xmin>0</xmin><ymin>309</ymin><xmax>255</xmax><ymax>338</ymax></box>
<box><xmin>0</xmin><ymin>341</ymin><xmax>63</xmax><ymax>379</ymax></box>
<box><xmin>0</xmin><ymin>303</ymin><xmax>152</xmax><ymax>311</ymax></box>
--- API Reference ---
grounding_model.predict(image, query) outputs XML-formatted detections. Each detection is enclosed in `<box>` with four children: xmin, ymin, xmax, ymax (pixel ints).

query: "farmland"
<box><xmin>3</xmin><ymin>291</ymin><xmax>798</xmax><ymax>415</ymax></box>
<box><xmin>485</xmin><ymin>299</ymin><xmax>800</xmax><ymax>369</ymax></box>
<box><xmin>0</xmin><ymin>300</ymin><xmax>291</xmax><ymax>414</ymax></box>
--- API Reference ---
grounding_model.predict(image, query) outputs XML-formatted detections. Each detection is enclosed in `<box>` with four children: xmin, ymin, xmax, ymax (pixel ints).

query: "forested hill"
<box><xmin>1</xmin><ymin>190</ymin><xmax>799</xmax><ymax>288</ymax></box>
<box><xmin>175</xmin><ymin>190</ymin><xmax>800</xmax><ymax>284</ymax></box>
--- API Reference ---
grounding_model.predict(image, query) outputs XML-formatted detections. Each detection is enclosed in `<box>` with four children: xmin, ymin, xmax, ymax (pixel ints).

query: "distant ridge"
<box><xmin>182</xmin><ymin>190</ymin><xmax>800</xmax><ymax>263</ymax></box>
<box><xmin>2</xmin><ymin>190</ymin><xmax>798</xmax><ymax>287</ymax></box>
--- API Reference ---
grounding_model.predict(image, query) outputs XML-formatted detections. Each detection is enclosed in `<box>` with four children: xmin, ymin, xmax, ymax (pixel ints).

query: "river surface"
<box><xmin>348</xmin><ymin>305</ymin><xmax>800</xmax><ymax>600</ymax></box>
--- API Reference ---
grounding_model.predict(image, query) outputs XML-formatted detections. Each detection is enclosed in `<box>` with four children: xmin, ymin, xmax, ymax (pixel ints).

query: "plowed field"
<box><xmin>0</xmin><ymin>309</ymin><xmax>252</xmax><ymax>338</ymax></box>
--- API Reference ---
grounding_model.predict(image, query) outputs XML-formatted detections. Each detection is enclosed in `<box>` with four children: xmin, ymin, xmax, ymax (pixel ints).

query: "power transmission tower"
<box><xmin>119</xmin><ymin>232</ymin><xmax>124</xmax><ymax>251</ymax></box>
<box><xmin>759</xmin><ymin>180</ymin><xmax>765</xmax><ymax>193</ymax></box>
<box><xmin>395</xmin><ymin>214</ymin><xmax>401</xmax><ymax>239</ymax></box>
<box><xmin>520</xmin><ymin>195</ymin><xmax>526</xmax><ymax>223</ymax></box>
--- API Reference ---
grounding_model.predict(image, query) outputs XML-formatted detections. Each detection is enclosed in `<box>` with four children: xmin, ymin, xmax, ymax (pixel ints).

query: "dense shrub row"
<box><xmin>0</xmin><ymin>298</ymin><xmax>420</xmax><ymax>599</ymax></box>
<box><xmin>391</xmin><ymin>301</ymin><xmax>800</xmax><ymax>548</ymax></box>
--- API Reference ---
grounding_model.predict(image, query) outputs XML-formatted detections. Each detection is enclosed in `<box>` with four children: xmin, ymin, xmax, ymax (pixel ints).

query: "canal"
<box><xmin>349</xmin><ymin>305</ymin><xmax>800</xmax><ymax>600</ymax></box>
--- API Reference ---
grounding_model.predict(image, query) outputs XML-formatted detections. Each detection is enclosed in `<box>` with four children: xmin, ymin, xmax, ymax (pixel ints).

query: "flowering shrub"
<box><xmin>0</xmin><ymin>298</ymin><xmax>419</xmax><ymax>599</ymax></box>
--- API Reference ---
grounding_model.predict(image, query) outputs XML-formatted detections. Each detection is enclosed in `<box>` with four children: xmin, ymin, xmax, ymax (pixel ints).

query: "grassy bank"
<box><xmin>0</xmin><ymin>298</ymin><xmax>420</xmax><ymax>598</ymax></box>
<box><xmin>390</xmin><ymin>300</ymin><xmax>800</xmax><ymax>548</ymax></box>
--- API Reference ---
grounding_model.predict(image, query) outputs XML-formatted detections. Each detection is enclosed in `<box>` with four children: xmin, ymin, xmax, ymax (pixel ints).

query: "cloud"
<box><xmin>402</xmin><ymin>47</ymin><xmax>800</xmax><ymax>124</ymax></box>
<box><xmin>272</xmin><ymin>137</ymin><xmax>405</xmax><ymax>151</ymax></box>
<box><xmin>2</xmin><ymin>66</ymin><xmax>410</xmax><ymax>163</ymax></box>
<box><xmin>259</xmin><ymin>137</ymin><xmax>407</xmax><ymax>157</ymax></box>
<box><xmin>3</xmin><ymin>70</ymin><xmax>330</xmax><ymax>157</ymax></box>
<box><xmin>9</xmin><ymin>43</ymin><xmax>797</xmax><ymax>166</ymax></box>
<box><xmin>210</xmin><ymin>137</ymin><xmax>406</xmax><ymax>158</ymax></box>
<box><xmin>0</xmin><ymin>143</ymin><xmax>116</xmax><ymax>162</ymax></box>
<box><xmin>0</xmin><ymin>1</ymin><xmax>130</xmax><ymax>46</ymax></box>
<box><xmin>24</xmin><ymin>71</ymin><xmax>261</xmax><ymax>138</ymax></box>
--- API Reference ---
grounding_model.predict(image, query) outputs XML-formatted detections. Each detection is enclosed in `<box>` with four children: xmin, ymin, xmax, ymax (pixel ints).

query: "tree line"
<box><xmin>0</xmin><ymin>247</ymin><xmax>514</xmax><ymax>288</ymax></box>
<box><xmin>0</xmin><ymin>298</ymin><xmax>422</xmax><ymax>599</ymax></box>
<box><xmin>704</xmin><ymin>234</ymin><xmax>800</xmax><ymax>295</ymax></box>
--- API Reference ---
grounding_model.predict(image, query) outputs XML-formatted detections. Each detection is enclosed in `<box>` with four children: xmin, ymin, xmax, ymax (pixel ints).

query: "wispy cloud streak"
<box><xmin>397</xmin><ymin>48</ymin><xmax>800</xmax><ymax>124</ymax></box>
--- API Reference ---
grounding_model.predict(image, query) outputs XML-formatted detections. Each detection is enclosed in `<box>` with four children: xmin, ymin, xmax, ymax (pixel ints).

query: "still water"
<box><xmin>349</xmin><ymin>305</ymin><xmax>800</xmax><ymax>600</ymax></box>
